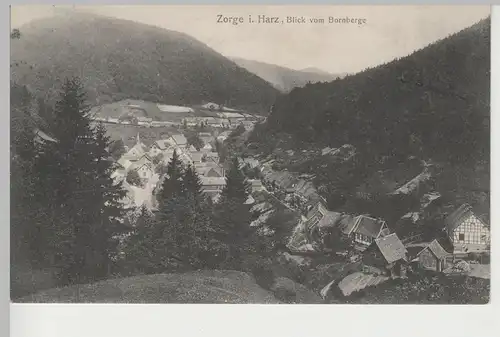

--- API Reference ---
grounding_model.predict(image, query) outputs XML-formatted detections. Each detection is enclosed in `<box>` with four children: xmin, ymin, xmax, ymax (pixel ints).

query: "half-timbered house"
<box><xmin>445</xmin><ymin>204</ymin><xmax>490</xmax><ymax>254</ymax></box>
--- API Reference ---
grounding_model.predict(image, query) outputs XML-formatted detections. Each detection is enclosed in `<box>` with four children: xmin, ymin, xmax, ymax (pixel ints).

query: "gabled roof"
<box><xmin>127</xmin><ymin>142</ymin><xmax>148</xmax><ymax>156</ymax></box>
<box><xmin>352</xmin><ymin>215</ymin><xmax>387</xmax><ymax>238</ymax></box>
<box><xmin>200</xmin><ymin>176</ymin><xmax>226</xmax><ymax>186</ymax></box>
<box><xmin>339</xmin><ymin>214</ymin><xmax>357</xmax><ymax>235</ymax></box>
<box><xmin>317</xmin><ymin>211</ymin><xmax>342</xmax><ymax>229</ymax></box>
<box><xmin>374</xmin><ymin>233</ymin><xmax>407</xmax><ymax>264</ymax></box>
<box><xmin>427</xmin><ymin>240</ymin><xmax>449</xmax><ymax>259</ymax></box>
<box><xmin>306</xmin><ymin>200</ymin><xmax>328</xmax><ymax>220</ymax></box>
<box><xmin>445</xmin><ymin>204</ymin><xmax>485</xmax><ymax>232</ymax></box>
<box><xmin>153</xmin><ymin>139</ymin><xmax>173</xmax><ymax>150</ymax></box>
<box><xmin>190</xmin><ymin>152</ymin><xmax>204</xmax><ymax>163</ymax></box>
<box><xmin>171</xmin><ymin>134</ymin><xmax>187</xmax><ymax>146</ymax></box>
<box><xmin>129</xmin><ymin>156</ymin><xmax>153</xmax><ymax>172</ymax></box>
<box><xmin>117</xmin><ymin>157</ymin><xmax>133</xmax><ymax>170</ymax></box>
<box><xmin>406</xmin><ymin>239</ymin><xmax>449</xmax><ymax>260</ymax></box>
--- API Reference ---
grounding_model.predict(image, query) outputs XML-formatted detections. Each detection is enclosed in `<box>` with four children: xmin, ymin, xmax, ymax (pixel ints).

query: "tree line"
<box><xmin>11</xmin><ymin>77</ymin><xmax>264</xmax><ymax>297</ymax></box>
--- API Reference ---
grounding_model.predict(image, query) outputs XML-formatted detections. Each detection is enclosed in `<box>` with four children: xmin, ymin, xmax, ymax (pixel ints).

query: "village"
<box><xmin>238</xmin><ymin>151</ymin><xmax>491</xmax><ymax>298</ymax></box>
<box><xmin>103</xmin><ymin>105</ymin><xmax>491</xmax><ymax>300</ymax></box>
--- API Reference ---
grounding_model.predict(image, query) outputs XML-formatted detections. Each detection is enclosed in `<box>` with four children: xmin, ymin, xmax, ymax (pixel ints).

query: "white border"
<box><xmin>6</xmin><ymin>4</ymin><xmax>500</xmax><ymax>337</ymax></box>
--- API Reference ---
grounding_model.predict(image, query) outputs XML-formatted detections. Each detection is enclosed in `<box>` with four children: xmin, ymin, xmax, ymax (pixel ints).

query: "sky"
<box><xmin>10</xmin><ymin>5</ymin><xmax>490</xmax><ymax>74</ymax></box>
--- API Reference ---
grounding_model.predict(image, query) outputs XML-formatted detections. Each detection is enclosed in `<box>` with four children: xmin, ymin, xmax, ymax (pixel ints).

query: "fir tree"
<box><xmin>86</xmin><ymin>122</ymin><xmax>128</xmax><ymax>278</ymax></box>
<box><xmin>31</xmin><ymin>78</ymin><xmax>125</xmax><ymax>285</ymax></box>
<box><xmin>157</xmin><ymin>149</ymin><xmax>185</xmax><ymax>206</ymax></box>
<box><xmin>220</xmin><ymin>157</ymin><xmax>250</xmax><ymax>204</ymax></box>
<box><xmin>215</xmin><ymin>157</ymin><xmax>254</xmax><ymax>269</ymax></box>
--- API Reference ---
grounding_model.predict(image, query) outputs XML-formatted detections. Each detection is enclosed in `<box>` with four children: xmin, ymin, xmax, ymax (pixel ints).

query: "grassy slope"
<box><xmin>231</xmin><ymin>57</ymin><xmax>345</xmax><ymax>93</ymax></box>
<box><xmin>10</xmin><ymin>12</ymin><xmax>279</xmax><ymax>114</ymax></box>
<box><xmin>15</xmin><ymin>270</ymin><xmax>281</xmax><ymax>303</ymax></box>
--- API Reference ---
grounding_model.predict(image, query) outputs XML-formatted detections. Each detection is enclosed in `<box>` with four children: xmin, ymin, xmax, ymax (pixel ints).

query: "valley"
<box><xmin>10</xmin><ymin>10</ymin><xmax>490</xmax><ymax>305</ymax></box>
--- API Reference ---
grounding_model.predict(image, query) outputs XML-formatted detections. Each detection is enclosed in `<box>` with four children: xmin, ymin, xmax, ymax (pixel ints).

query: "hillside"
<box><xmin>14</xmin><ymin>270</ymin><xmax>281</xmax><ymax>303</ymax></box>
<box><xmin>231</xmin><ymin>57</ymin><xmax>345</xmax><ymax>93</ymax></box>
<box><xmin>267</xmin><ymin>18</ymin><xmax>490</xmax><ymax>165</ymax></box>
<box><xmin>10</xmin><ymin>12</ymin><xmax>279</xmax><ymax>114</ymax></box>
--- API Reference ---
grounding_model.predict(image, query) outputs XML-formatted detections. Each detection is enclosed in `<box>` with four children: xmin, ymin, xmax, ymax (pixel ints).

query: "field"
<box><xmin>101</xmin><ymin>123</ymin><xmax>180</xmax><ymax>147</ymax></box>
<box><xmin>15</xmin><ymin>270</ymin><xmax>281</xmax><ymax>304</ymax></box>
<box><xmin>91</xmin><ymin>99</ymin><xmax>198</xmax><ymax>122</ymax></box>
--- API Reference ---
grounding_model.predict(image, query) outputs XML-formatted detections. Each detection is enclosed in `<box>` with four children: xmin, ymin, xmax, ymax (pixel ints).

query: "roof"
<box><xmin>306</xmin><ymin>201</ymin><xmax>328</xmax><ymax>220</ymax></box>
<box><xmin>337</xmin><ymin>272</ymin><xmax>389</xmax><ymax>297</ymax></box>
<box><xmin>374</xmin><ymin>233</ymin><xmax>407</xmax><ymax>264</ymax></box>
<box><xmin>171</xmin><ymin>134</ymin><xmax>187</xmax><ymax>146</ymax></box>
<box><xmin>200</xmin><ymin>176</ymin><xmax>226</xmax><ymax>186</ymax></box>
<box><xmin>153</xmin><ymin>139</ymin><xmax>173</xmax><ymax>150</ymax></box>
<box><xmin>34</xmin><ymin>129</ymin><xmax>58</xmax><ymax>143</ymax></box>
<box><xmin>128</xmin><ymin>142</ymin><xmax>148</xmax><ymax>156</ymax></box>
<box><xmin>190</xmin><ymin>152</ymin><xmax>204</xmax><ymax>163</ymax></box>
<box><xmin>130</xmin><ymin>157</ymin><xmax>153</xmax><ymax>172</ymax></box>
<box><xmin>248</xmin><ymin>179</ymin><xmax>263</xmax><ymax>186</ymax></box>
<box><xmin>117</xmin><ymin>157</ymin><xmax>133</xmax><ymax>169</ymax></box>
<box><xmin>317</xmin><ymin>211</ymin><xmax>342</xmax><ymax>229</ymax></box>
<box><xmin>353</xmin><ymin>216</ymin><xmax>386</xmax><ymax>238</ymax></box>
<box><xmin>339</xmin><ymin>214</ymin><xmax>357</xmax><ymax>235</ymax></box>
<box><xmin>445</xmin><ymin>204</ymin><xmax>477</xmax><ymax>232</ymax></box>
<box><xmin>427</xmin><ymin>240</ymin><xmax>449</xmax><ymax>259</ymax></box>
<box><xmin>407</xmin><ymin>240</ymin><xmax>449</xmax><ymax>260</ymax></box>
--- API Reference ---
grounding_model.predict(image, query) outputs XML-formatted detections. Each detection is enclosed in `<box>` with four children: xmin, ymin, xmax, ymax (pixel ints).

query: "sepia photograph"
<box><xmin>10</xmin><ymin>5</ymin><xmax>490</xmax><ymax>304</ymax></box>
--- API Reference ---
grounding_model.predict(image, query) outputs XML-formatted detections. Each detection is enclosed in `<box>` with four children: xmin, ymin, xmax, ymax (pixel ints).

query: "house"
<box><xmin>201</xmin><ymin>102</ymin><xmax>220</xmax><ymax>110</ymax></box>
<box><xmin>248</xmin><ymin>179</ymin><xmax>264</xmax><ymax>193</ymax></box>
<box><xmin>129</xmin><ymin>157</ymin><xmax>154</xmax><ymax>180</ymax></box>
<box><xmin>201</xmin><ymin>142</ymin><xmax>213</xmax><ymax>151</ymax></box>
<box><xmin>136</xmin><ymin>116</ymin><xmax>153</xmax><ymax>126</ymax></box>
<box><xmin>149</xmin><ymin>139</ymin><xmax>174</xmax><ymax>157</ymax></box>
<box><xmin>200</xmin><ymin>177</ymin><xmax>226</xmax><ymax>199</ymax></box>
<box><xmin>204</xmin><ymin>151</ymin><xmax>220</xmax><ymax>163</ymax></box>
<box><xmin>362</xmin><ymin>233</ymin><xmax>408</xmax><ymax>278</ymax></box>
<box><xmin>190</xmin><ymin>152</ymin><xmax>204</xmax><ymax>164</ymax></box>
<box><xmin>125</xmin><ymin>133</ymin><xmax>148</xmax><ymax>158</ymax></box>
<box><xmin>111</xmin><ymin>168</ymin><xmax>127</xmax><ymax>183</ymax></box>
<box><xmin>195</xmin><ymin>162</ymin><xmax>224</xmax><ymax>177</ymax></box>
<box><xmin>345</xmin><ymin>215</ymin><xmax>391</xmax><ymax>249</ymax></box>
<box><xmin>34</xmin><ymin>128</ymin><xmax>58</xmax><ymax>145</ymax></box>
<box><xmin>406</xmin><ymin>240</ymin><xmax>450</xmax><ymax>272</ymax></box>
<box><xmin>445</xmin><ymin>204</ymin><xmax>490</xmax><ymax>254</ymax></box>
<box><xmin>304</xmin><ymin>199</ymin><xmax>342</xmax><ymax>230</ymax></box>
<box><xmin>217</xmin><ymin>131</ymin><xmax>232</xmax><ymax>142</ymax></box>
<box><xmin>169</xmin><ymin>134</ymin><xmax>188</xmax><ymax>148</ymax></box>
<box><xmin>117</xmin><ymin>157</ymin><xmax>134</xmax><ymax>170</ymax></box>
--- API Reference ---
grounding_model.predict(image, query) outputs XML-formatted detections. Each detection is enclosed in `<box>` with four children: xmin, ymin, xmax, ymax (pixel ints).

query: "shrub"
<box><xmin>126</xmin><ymin>170</ymin><xmax>143</xmax><ymax>187</ymax></box>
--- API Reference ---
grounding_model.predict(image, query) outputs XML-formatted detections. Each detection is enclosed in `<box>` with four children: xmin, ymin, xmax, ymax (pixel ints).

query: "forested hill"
<box><xmin>10</xmin><ymin>12</ymin><xmax>279</xmax><ymax>114</ymax></box>
<box><xmin>231</xmin><ymin>57</ymin><xmax>345</xmax><ymax>93</ymax></box>
<box><xmin>267</xmin><ymin>18</ymin><xmax>490</xmax><ymax>164</ymax></box>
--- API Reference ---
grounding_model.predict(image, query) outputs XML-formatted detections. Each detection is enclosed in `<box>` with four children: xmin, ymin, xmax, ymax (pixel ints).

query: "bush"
<box><xmin>126</xmin><ymin>170</ymin><xmax>143</xmax><ymax>187</ymax></box>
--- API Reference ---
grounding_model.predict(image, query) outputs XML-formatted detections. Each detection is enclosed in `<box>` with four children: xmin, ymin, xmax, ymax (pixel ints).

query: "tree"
<box><xmin>185</xmin><ymin>131</ymin><xmax>204</xmax><ymax>151</ymax></box>
<box><xmin>220</xmin><ymin>157</ymin><xmax>250</xmax><ymax>204</ymax></box>
<box><xmin>157</xmin><ymin>150</ymin><xmax>185</xmax><ymax>205</ymax></box>
<box><xmin>152</xmin><ymin>153</ymin><xmax>164</xmax><ymax>165</ymax></box>
<box><xmin>11</xmin><ymin>28</ymin><xmax>21</xmax><ymax>39</ymax></box>
<box><xmin>87</xmin><ymin>122</ymin><xmax>128</xmax><ymax>278</ymax></box>
<box><xmin>31</xmin><ymin>78</ymin><xmax>127</xmax><ymax>285</ymax></box>
<box><xmin>214</xmin><ymin>157</ymin><xmax>254</xmax><ymax>269</ymax></box>
<box><xmin>126</xmin><ymin>170</ymin><xmax>142</xmax><ymax>187</ymax></box>
<box><xmin>109</xmin><ymin>139</ymin><xmax>126</xmax><ymax>160</ymax></box>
